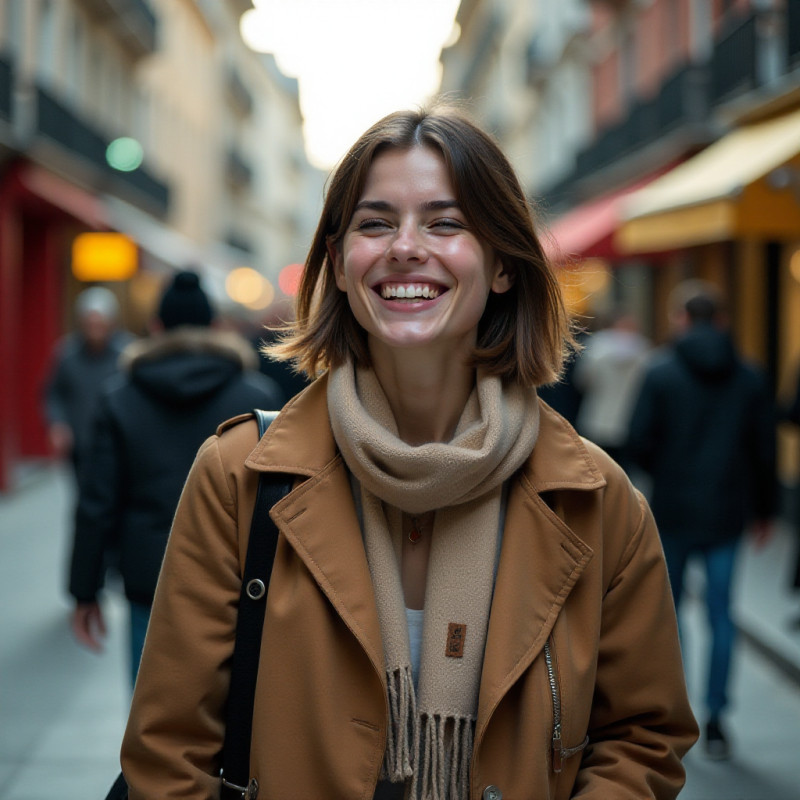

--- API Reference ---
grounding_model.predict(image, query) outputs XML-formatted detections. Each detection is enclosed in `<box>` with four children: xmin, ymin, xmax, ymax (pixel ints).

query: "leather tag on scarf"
<box><xmin>446</xmin><ymin>623</ymin><xmax>466</xmax><ymax>658</ymax></box>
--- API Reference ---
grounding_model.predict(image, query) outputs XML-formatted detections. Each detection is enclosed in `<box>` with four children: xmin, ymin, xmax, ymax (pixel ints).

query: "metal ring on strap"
<box><xmin>245</xmin><ymin>578</ymin><xmax>266</xmax><ymax>601</ymax></box>
<box><xmin>220</xmin><ymin>770</ymin><xmax>248</xmax><ymax>793</ymax></box>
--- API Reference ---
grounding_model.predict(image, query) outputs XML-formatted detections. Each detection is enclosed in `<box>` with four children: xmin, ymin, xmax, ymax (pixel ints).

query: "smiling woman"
<box><xmin>330</xmin><ymin>146</ymin><xmax>511</xmax><ymax>402</ymax></box>
<box><xmin>119</xmin><ymin>105</ymin><xmax>698</xmax><ymax>800</ymax></box>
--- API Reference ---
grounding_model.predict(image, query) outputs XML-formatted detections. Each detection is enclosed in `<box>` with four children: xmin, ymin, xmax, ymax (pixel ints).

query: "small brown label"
<box><xmin>446</xmin><ymin>623</ymin><xmax>466</xmax><ymax>658</ymax></box>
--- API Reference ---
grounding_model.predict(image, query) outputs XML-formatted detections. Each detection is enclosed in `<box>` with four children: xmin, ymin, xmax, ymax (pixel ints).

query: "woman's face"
<box><xmin>332</xmin><ymin>146</ymin><xmax>511</xmax><ymax>360</ymax></box>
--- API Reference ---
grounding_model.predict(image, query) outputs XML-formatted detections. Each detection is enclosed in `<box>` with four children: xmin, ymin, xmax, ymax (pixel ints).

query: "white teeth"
<box><xmin>380</xmin><ymin>284</ymin><xmax>439</xmax><ymax>300</ymax></box>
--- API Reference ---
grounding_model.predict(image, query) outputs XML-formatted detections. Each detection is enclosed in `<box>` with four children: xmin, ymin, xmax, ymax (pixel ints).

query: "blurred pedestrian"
<box><xmin>120</xmin><ymin>106</ymin><xmax>695</xmax><ymax>799</ymax></box>
<box><xmin>43</xmin><ymin>286</ymin><xmax>133</xmax><ymax>477</ymax></box>
<box><xmin>68</xmin><ymin>269</ymin><xmax>285</xmax><ymax>686</ymax></box>
<box><xmin>627</xmin><ymin>279</ymin><xmax>776</xmax><ymax>761</ymax></box>
<box><xmin>573</xmin><ymin>307</ymin><xmax>650</xmax><ymax>468</ymax></box>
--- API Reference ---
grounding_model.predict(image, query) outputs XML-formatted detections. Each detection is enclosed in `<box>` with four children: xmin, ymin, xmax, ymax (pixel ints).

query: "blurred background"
<box><xmin>1</xmin><ymin>0</ymin><xmax>799</xmax><ymax>798</ymax></box>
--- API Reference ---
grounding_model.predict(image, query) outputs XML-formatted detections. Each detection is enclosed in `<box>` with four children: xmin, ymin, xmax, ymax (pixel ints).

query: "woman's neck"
<box><xmin>369</xmin><ymin>344</ymin><xmax>476</xmax><ymax>445</ymax></box>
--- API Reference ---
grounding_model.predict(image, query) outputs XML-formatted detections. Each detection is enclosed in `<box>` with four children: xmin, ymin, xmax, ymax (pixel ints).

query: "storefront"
<box><xmin>0</xmin><ymin>161</ymin><xmax>108</xmax><ymax>491</ymax></box>
<box><xmin>545</xmin><ymin>165</ymin><xmax>680</xmax><ymax>333</ymax></box>
<box><xmin>616</xmin><ymin>107</ymin><xmax>800</xmax><ymax>482</ymax></box>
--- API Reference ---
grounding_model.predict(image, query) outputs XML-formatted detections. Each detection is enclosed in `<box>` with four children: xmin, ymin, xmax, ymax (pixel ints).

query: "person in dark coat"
<box><xmin>43</xmin><ymin>286</ymin><xmax>134</xmax><ymax>477</ymax></box>
<box><xmin>627</xmin><ymin>280</ymin><xmax>776</xmax><ymax>761</ymax></box>
<box><xmin>68</xmin><ymin>270</ymin><xmax>285</xmax><ymax>686</ymax></box>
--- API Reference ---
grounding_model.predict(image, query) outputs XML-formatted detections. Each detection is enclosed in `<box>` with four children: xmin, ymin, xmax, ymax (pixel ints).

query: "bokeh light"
<box><xmin>106</xmin><ymin>137</ymin><xmax>144</xmax><ymax>172</ymax></box>
<box><xmin>225</xmin><ymin>267</ymin><xmax>275</xmax><ymax>310</ymax></box>
<box><xmin>278</xmin><ymin>263</ymin><xmax>304</xmax><ymax>296</ymax></box>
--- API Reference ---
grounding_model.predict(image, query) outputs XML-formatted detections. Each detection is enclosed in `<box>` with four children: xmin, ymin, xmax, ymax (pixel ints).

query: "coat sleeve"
<box><xmin>121</xmin><ymin>433</ymin><xmax>248</xmax><ymax>799</ymax></box>
<box><xmin>68</xmin><ymin>394</ymin><xmax>124</xmax><ymax>602</ymax></box>
<box><xmin>43</xmin><ymin>347</ymin><xmax>70</xmax><ymax>427</ymax></box>
<box><xmin>574</xmin><ymin>486</ymin><xmax>698</xmax><ymax>798</ymax></box>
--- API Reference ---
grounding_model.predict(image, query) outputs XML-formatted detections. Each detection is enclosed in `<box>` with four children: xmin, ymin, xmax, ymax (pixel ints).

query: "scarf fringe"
<box><xmin>382</xmin><ymin>667</ymin><xmax>474</xmax><ymax>800</ymax></box>
<box><xmin>383</xmin><ymin>666</ymin><xmax>417</xmax><ymax>781</ymax></box>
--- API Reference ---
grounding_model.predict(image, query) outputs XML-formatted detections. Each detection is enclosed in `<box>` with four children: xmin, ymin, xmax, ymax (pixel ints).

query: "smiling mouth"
<box><xmin>378</xmin><ymin>283</ymin><xmax>442</xmax><ymax>300</ymax></box>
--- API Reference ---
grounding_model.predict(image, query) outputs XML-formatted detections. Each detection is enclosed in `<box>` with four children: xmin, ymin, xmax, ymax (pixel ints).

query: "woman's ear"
<box><xmin>491</xmin><ymin>258</ymin><xmax>513</xmax><ymax>294</ymax></box>
<box><xmin>327</xmin><ymin>239</ymin><xmax>347</xmax><ymax>291</ymax></box>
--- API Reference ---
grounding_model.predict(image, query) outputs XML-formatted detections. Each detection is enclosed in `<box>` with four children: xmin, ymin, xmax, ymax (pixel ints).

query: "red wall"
<box><xmin>0</xmin><ymin>163</ymin><xmax>71</xmax><ymax>490</ymax></box>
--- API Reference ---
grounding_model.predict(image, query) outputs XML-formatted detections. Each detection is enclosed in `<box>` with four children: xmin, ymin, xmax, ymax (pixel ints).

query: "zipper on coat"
<box><xmin>543</xmin><ymin>639</ymin><xmax>564</xmax><ymax>773</ymax></box>
<box><xmin>544</xmin><ymin>638</ymin><xmax>589</xmax><ymax>774</ymax></box>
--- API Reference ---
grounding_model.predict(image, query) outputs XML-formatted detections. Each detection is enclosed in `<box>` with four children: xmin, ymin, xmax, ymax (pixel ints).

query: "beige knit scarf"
<box><xmin>327</xmin><ymin>362</ymin><xmax>540</xmax><ymax>800</ymax></box>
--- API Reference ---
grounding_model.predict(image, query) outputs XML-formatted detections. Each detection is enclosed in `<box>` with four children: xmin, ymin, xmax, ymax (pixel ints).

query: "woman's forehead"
<box><xmin>359</xmin><ymin>146</ymin><xmax>455</xmax><ymax>201</ymax></box>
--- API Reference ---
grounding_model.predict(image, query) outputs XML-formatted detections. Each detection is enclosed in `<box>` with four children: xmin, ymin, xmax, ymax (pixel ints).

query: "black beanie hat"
<box><xmin>158</xmin><ymin>270</ymin><xmax>214</xmax><ymax>329</ymax></box>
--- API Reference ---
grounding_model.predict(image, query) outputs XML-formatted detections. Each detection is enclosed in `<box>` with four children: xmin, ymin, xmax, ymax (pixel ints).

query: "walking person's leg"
<box><xmin>702</xmin><ymin>537</ymin><xmax>739</xmax><ymax>759</ymax></box>
<box><xmin>129</xmin><ymin>601</ymin><xmax>152</xmax><ymax>689</ymax></box>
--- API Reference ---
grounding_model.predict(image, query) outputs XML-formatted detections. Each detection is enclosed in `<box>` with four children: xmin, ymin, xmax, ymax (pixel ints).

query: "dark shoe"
<box><xmin>704</xmin><ymin>719</ymin><xmax>731</xmax><ymax>761</ymax></box>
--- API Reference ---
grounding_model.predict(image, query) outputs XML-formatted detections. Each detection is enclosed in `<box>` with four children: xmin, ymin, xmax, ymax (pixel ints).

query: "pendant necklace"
<box><xmin>408</xmin><ymin>512</ymin><xmax>431</xmax><ymax>544</ymax></box>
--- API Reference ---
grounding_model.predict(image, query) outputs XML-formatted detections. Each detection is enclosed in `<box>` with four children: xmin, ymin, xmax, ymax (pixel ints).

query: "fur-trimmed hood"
<box><xmin>120</xmin><ymin>326</ymin><xmax>259</xmax><ymax>406</ymax></box>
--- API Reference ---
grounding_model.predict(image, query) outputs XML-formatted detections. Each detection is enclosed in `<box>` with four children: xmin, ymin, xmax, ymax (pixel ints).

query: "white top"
<box><xmin>405</xmin><ymin>607</ymin><xmax>425</xmax><ymax>688</ymax></box>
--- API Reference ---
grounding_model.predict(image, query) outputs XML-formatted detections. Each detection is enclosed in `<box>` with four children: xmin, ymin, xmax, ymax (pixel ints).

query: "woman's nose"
<box><xmin>387</xmin><ymin>224</ymin><xmax>427</xmax><ymax>262</ymax></box>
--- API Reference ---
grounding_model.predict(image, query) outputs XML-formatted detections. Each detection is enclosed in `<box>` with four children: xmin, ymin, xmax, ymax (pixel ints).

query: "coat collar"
<box><xmin>246</xmin><ymin>372</ymin><xmax>607</xmax><ymax>494</ymax></box>
<box><xmin>246</xmin><ymin>373</ymin><xmax>604</xmax><ymax>722</ymax></box>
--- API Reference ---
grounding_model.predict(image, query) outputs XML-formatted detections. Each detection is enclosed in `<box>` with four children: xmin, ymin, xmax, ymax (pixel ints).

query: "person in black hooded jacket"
<box><xmin>627</xmin><ymin>279</ymin><xmax>776</xmax><ymax>762</ymax></box>
<box><xmin>68</xmin><ymin>270</ymin><xmax>284</xmax><ymax>686</ymax></box>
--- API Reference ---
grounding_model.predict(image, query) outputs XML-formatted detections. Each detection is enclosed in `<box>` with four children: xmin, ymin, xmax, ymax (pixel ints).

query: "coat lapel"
<box><xmin>477</xmin><ymin>403</ymin><xmax>603</xmax><ymax>735</ymax></box>
<box><xmin>270</xmin><ymin>458</ymin><xmax>386</xmax><ymax>678</ymax></box>
<box><xmin>477</xmin><ymin>475</ymin><xmax>593</xmax><ymax>731</ymax></box>
<box><xmin>245</xmin><ymin>378</ymin><xmax>386</xmax><ymax>680</ymax></box>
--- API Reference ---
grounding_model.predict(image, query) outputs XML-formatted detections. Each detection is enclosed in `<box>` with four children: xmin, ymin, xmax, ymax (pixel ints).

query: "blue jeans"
<box><xmin>129</xmin><ymin>601</ymin><xmax>152</xmax><ymax>689</ymax></box>
<box><xmin>661</xmin><ymin>536</ymin><xmax>739</xmax><ymax>718</ymax></box>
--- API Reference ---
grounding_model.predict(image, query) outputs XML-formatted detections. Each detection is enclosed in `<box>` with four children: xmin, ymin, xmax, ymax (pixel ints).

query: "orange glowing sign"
<box><xmin>72</xmin><ymin>233</ymin><xmax>138</xmax><ymax>282</ymax></box>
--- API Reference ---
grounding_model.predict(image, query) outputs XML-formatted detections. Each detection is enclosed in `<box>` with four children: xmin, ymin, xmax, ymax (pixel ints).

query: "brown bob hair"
<box><xmin>272</xmin><ymin>104</ymin><xmax>574</xmax><ymax>387</ymax></box>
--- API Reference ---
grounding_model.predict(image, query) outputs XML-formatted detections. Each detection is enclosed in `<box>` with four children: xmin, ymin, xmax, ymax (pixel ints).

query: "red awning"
<box><xmin>16</xmin><ymin>164</ymin><xmax>108</xmax><ymax>229</ymax></box>
<box><xmin>545</xmin><ymin>165</ymin><xmax>678</xmax><ymax>263</ymax></box>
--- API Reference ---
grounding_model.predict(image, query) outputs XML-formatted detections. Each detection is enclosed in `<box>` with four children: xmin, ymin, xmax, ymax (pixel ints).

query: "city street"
<box><xmin>1</xmin><ymin>463</ymin><xmax>800</xmax><ymax>800</ymax></box>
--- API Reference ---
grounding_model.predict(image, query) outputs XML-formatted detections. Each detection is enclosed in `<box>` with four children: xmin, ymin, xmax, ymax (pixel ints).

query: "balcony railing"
<box><xmin>35</xmin><ymin>86</ymin><xmax>169</xmax><ymax>216</ymax></box>
<box><xmin>0</xmin><ymin>54</ymin><xmax>12</xmax><ymax>123</ymax></box>
<box><xmin>710</xmin><ymin>14</ymin><xmax>758</xmax><ymax>104</ymax></box>
<box><xmin>74</xmin><ymin>0</ymin><xmax>157</xmax><ymax>59</ymax></box>
<box><xmin>575</xmin><ymin>62</ymin><xmax>709</xmax><ymax>177</ymax></box>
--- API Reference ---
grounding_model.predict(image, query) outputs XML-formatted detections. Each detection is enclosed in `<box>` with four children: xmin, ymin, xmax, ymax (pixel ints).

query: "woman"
<box><xmin>121</xmin><ymin>106</ymin><xmax>697</xmax><ymax>799</ymax></box>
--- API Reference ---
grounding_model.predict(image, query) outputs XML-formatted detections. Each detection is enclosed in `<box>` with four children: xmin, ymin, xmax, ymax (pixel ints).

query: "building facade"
<box><xmin>441</xmin><ymin>0</ymin><xmax>800</xmax><ymax>481</ymax></box>
<box><xmin>0</xmin><ymin>0</ymin><xmax>322</xmax><ymax>491</ymax></box>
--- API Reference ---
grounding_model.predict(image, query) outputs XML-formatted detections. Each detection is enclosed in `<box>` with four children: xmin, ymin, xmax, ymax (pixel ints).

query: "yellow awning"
<box><xmin>616</xmin><ymin>108</ymin><xmax>800</xmax><ymax>252</ymax></box>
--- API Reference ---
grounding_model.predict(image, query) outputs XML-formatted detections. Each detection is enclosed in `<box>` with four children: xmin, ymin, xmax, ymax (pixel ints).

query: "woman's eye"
<box><xmin>431</xmin><ymin>218</ymin><xmax>466</xmax><ymax>231</ymax></box>
<box><xmin>355</xmin><ymin>218</ymin><xmax>391</xmax><ymax>231</ymax></box>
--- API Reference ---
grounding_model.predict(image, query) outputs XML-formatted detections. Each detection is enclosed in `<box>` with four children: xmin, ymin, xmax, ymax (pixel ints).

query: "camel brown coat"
<box><xmin>121</xmin><ymin>376</ymin><xmax>697</xmax><ymax>799</ymax></box>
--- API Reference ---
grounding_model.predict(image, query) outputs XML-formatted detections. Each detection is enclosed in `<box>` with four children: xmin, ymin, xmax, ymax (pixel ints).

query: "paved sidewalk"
<box><xmin>734</xmin><ymin>522</ymin><xmax>800</xmax><ymax>685</ymax></box>
<box><xmin>0</xmin><ymin>465</ymin><xmax>129</xmax><ymax>800</ymax></box>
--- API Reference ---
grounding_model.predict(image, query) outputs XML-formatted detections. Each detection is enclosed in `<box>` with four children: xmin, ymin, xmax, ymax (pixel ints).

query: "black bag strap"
<box><xmin>105</xmin><ymin>410</ymin><xmax>291</xmax><ymax>800</ymax></box>
<box><xmin>221</xmin><ymin>409</ymin><xmax>293</xmax><ymax>799</ymax></box>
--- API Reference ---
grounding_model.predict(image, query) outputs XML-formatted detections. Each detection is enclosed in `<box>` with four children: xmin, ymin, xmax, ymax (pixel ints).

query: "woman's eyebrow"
<box><xmin>353</xmin><ymin>199</ymin><xmax>461</xmax><ymax>213</ymax></box>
